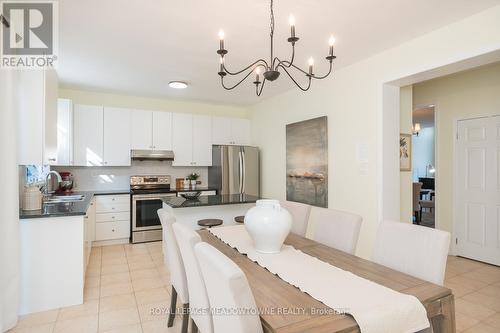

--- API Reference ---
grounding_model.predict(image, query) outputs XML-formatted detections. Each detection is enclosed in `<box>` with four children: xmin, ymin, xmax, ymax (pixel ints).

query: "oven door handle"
<box><xmin>133</xmin><ymin>193</ymin><xmax>177</xmax><ymax>201</ymax></box>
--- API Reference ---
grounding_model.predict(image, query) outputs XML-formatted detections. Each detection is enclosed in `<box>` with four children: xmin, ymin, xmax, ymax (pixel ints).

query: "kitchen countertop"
<box><xmin>19</xmin><ymin>190</ymin><xmax>130</xmax><ymax>219</ymax></box>
<box><xmin>162</xmin><ymin>194</ymin><xmax>260</xmax><ymax>209</ymax></box>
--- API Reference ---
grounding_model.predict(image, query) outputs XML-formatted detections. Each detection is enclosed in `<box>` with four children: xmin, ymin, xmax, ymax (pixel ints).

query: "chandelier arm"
<box><xmin>220</xmin><ymin>68</ymin><xmax>255</xmax><ymax>90</ymax></box>
<box><xmin>309</xmin><ymin>61</ymin><xmax>333</xmax><ymax>80</ymax></box>
<box><xmin>256</xmin><ymin>79</ymin><xmax>267</xmax><ymax>96</ymax></box>
<box><xmin>222</xmin><ymin>59</ymin><xmax>269</xmax><ymax>76</ymax></box>
<box><xmin>273</xmin><ymin>44</ymin><xmax>295</xmax><ymax>69</ymax></box>
<box><xmin>278</xmin><ymin>65</ymin><xmax>312</xmax><ymax>91</ymax></box>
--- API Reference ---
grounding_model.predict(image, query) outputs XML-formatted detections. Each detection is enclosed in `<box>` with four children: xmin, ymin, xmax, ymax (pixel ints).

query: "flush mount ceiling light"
<box><xmin>217</xmin><ymin>0</ymin><xmax>336</xmax><ymax>96</ymax></box>
<box><xmin>168</xmin><ymin>81</ymin><xmax>188</xmax><ymax>89</ymax></box>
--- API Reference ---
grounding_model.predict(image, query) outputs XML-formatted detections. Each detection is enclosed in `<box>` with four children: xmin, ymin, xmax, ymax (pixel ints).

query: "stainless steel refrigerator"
<box><xmin>208</xmin><ymin>145</ymin><xmax>260</xmax><ymax>196</ymax></box>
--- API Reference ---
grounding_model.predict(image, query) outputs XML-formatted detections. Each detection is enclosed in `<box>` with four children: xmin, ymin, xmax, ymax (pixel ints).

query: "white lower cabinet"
<box><xmin>94</xmin><ymin>195</ymin><xmax>130</xmax><ymax>242</ymax></box>
<box><xmin>95</xmin><ymin>221</ymin><xmax>130</xmax><ymax>240</ymax></box>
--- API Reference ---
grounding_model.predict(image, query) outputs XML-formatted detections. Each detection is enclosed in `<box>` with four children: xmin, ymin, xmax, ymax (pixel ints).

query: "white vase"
<box><xmin>244</xmin><ymin>199</ymin><xmax>292</xmax><ymax>254</ymax></box>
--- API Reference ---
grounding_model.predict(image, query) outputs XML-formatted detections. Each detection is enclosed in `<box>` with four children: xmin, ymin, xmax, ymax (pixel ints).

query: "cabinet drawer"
<box><xmin>95</xmin><ymin>194</ymin><xmax>129</xmax><ymax>205</ymax></box>
<box><xmin>95</xmin><ymin>195</ymin><xmax>130</xmax><ymax>213</ymax></box>
<box><xmin>95</xmin><ymin>220</ymin><xmax>130</xmax><ymax>241</ymax></box>
<box><xmin>96</xmin><ymin>212</ymin><xmax>130</xmax><ymax>223</ymax></box>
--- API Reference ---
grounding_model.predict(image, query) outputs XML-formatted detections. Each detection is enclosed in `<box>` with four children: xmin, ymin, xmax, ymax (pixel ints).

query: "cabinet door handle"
<box><xmin>111</xmin><ymin>229</ymin><xmax>115</xmax><ymax>232</ymax></box>
<box><xmin>111</xmin><ymin>216</ymin><xmax>115</xmax><ymax>219</ymax></box>
<box><xmin>48</xmin><ymin>158</ymin><xmax>56</xmax><ymax>162</ymax></box>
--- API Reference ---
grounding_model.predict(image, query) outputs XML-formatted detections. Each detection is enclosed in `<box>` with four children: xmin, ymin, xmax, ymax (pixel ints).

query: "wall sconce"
<box><xmin>412</xmin><ymin>123</ymin><xmax>421</xmax><ymax>136</ymax></box>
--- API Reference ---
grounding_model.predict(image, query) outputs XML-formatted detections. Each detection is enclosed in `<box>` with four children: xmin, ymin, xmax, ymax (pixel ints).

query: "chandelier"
<box><xmin>217</xmin><ymin>0</ymin><xmax>336</xmax><ymax>96</ymax></box>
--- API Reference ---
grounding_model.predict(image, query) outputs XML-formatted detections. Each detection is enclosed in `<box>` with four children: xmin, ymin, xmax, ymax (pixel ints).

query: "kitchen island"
<box><xmin>162</xmin><ymin>194</ymin><xmax>260</xmax><ymax>229</ymax></box>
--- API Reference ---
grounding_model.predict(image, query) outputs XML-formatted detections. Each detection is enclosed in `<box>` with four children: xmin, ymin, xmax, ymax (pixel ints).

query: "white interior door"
<box><xmin>456</xmin><ymin>116</ymin><xmax>500</xmax><ymax>265</ymax></box>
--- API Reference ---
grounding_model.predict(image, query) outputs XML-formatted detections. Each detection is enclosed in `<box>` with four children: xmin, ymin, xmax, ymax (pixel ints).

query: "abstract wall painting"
<box><xmin>286</xmin><ymin>116</ymin><xmax>328</xmax><ymax>208</ymax></box>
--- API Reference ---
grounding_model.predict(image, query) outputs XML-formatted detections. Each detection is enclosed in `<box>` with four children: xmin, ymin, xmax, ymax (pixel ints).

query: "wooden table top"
<box><xmin>198</xmin><ymin>230</ymin><xmax>453</xmax><ymax>333</ymax></box>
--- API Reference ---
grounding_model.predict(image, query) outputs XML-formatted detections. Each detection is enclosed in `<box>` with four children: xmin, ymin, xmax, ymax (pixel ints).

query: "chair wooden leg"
<box><xmin>181</xmin><ymin>303</ymin><xmax>189</xmax><ymax>333</ymax></box>
<box><xmin>191</xmin><ymin>318</ymin><xmax>198</xmax><ymax>333</ymax></box>
<box><xmin>168</xmin><ymin>286</ymin><xmax>177</xmax><ymax>327</ymax></box>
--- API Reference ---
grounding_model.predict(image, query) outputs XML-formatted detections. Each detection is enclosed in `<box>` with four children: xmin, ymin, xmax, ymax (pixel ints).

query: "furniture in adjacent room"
<box><xmin>413</xmin><ymin>182</ymin><xmax>423</xmax><ymax>224</ymax></box>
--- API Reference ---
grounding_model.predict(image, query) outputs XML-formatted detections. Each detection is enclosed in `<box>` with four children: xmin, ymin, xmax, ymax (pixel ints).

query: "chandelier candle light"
<box><xmin>217</xmin><ymin>0</ymin><xmax>336</xmax><ymax>96</ymax></box>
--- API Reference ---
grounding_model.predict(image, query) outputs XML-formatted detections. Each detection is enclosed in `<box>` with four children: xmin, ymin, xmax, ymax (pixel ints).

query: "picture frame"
<box><xmin>400</xmin><ymin>133</ymin><xmax>412</xmax><ymax>171</ymax></box>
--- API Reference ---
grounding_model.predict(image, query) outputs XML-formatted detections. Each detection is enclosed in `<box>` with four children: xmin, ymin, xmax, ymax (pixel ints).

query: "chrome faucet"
<box><xmin>44</xmin><ymin>170</ymin><xmax>62</xmax><ymax>195</ymax></box>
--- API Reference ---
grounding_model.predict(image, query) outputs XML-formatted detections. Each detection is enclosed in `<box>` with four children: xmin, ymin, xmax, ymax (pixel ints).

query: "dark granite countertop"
<box><xmin>162</xmin><ymin>194</ymin><xmax>260</xmax><ymax>208</ymax></box>
<box><xmin>19</xmin><ymin>190</ymin><xmax>130</xmax><ymax>219</ymax></box>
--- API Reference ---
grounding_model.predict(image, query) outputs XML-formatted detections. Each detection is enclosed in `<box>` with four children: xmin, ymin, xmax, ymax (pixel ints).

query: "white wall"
<box><xmin>412</xmin><ymin>127</ymin><xmax>435</xmax><ymax>181</ymax></box>
<box><xmin>413</xmin><ymin>61</ymin><xmax>500</xmax><ymax>237</ymax></box>
<box><xmin>250</xmin><ymin>5</ymin><xmax>500</xmax><ymax>258</ymax></box>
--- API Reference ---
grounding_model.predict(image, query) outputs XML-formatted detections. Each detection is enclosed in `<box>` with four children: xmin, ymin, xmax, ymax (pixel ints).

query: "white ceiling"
<box><xmin>58</xmin><ymin>0</ymin><xmax>500</xmax><ymax>106</ymax></box>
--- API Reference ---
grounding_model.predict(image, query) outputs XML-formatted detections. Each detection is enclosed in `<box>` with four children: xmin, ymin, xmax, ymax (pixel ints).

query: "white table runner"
<box><xmin>208</xmin><ymin>225</ymin><xmax>429</xmax><ymax>333</ymax></box>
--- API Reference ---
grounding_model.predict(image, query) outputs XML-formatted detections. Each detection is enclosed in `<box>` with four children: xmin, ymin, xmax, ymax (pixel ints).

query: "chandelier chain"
<box><xmin>270</xmin><ymin>0</ymin><xmax>274</xmax><ymax>38</ymax></box>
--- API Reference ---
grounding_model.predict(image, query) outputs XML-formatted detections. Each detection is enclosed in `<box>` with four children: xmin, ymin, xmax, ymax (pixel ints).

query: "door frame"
<box><xmin>452</xmin><ymin>113</ymin><xmax>500</xmax><ymax>256</ymax></box>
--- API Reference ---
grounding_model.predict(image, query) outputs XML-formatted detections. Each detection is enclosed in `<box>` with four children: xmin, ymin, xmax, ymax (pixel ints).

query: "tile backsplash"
<box><xmin>52</xmin><ymin>160</ymin><xmax>208</xmax><ymax>191</ymax></box>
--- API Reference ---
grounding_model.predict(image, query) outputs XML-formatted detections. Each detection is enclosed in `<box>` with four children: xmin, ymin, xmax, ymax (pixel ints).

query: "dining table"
<box><xmin>198</xmin><ymin>229</ymin><xmax>456</xmax><ymax>333</ymax></box>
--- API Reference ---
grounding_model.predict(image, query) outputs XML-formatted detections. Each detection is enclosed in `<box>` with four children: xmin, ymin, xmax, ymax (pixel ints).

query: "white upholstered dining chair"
<box><xmin>280</xmin><ymin>200</ymin><xmax>311</xmax><ymax>236</ymax></box>
<box><xmin>173</xmin><ymin>223</ymin><xmax>214</xmax><ymax>333</ymax></box>
<box><xmin>312</xmin><ymin>208</ymin><xmax>362</xmax><ymax>254</ymax></box>
<box><xmin>372</xmin><ymin>220</ymin><xmax>450</xmax><ymax>285</ymax></box>
<box><xmin>194</xmin><ymin>242</ymin><xmax>264</xmax><ymax>333</ymax></box>
<box><xmin>157</xmin><ymin>208</ymin><xmax>189</xmax><ymax>333</ymax></box>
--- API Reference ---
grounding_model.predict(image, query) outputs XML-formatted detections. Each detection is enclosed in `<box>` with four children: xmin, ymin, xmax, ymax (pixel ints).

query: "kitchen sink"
<box><xmin>44</xmin><ymin>194</ymin><xmax>85</xmax><ymax>203</ymax></box>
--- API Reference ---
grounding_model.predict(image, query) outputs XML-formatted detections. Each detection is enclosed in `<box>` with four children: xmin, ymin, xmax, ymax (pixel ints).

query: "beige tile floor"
<box><xmin>8</xmin><ymin>243</ymin><xmax>500</xmax><ymax>333</ymax></box>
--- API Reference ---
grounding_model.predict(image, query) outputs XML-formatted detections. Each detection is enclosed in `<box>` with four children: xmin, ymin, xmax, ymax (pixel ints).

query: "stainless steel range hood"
<box><xmin>131</xmin><ymin>149</ymin><xmax>175</xmax><ymax>161</ymax></box>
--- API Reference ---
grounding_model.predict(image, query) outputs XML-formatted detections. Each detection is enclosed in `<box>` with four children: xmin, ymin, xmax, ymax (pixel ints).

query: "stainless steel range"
<box><xmin>130</xmin><ymin>175</ymin><xmax>176</xmax><ymax>243</ymax></box>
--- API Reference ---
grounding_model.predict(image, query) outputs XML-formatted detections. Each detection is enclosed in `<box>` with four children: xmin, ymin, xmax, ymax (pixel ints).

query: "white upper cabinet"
<box><xmin>131</xmin><ymin>110</ymin><xmax>172</xmax><ymax>151</ymax></box>
<box><xmin>172</xmin><ymin>113</ymin><xmax>193</xmax><ymax>166</ymax></box>
<box><xmin>73</xmin><ymin>105</ymin><xmax>104</xmax><ymax>166</ymax></box>
<box><xmin>192</xmin><ymin>115</ymin><xmax>212</xmax><ymax>166</ymax></box>
<box><xmin>172</xmin><ymin>113</ymin><xmax>213</xmax><ymax>166</ymax></box>
<box><xmin>212</xmin><ymin>116</ymin><xmax>251</xmax><ymax>145</ymax></box>
<box><xmin>103</xmin><ymin>107</ymin><xmax>131</xmax><ymax>166</ymax></box>
<box><xmin>17</xmin><ymin>68</ymin><xmax>58</xmax><ymax>165</ymax></box>
<box><xmin>211</xmin><ymin>116</ymin><xmax>232</xmax><ymax>145</ymax></box>
<box><xmin>152</xmin><ymin>111</ymin><xmax>172</xmax><ymax>150</ymax></box>
<box><xmin>131</xmin><ymin>110</ymin><xmax>153</xmax><ymax>150</ymax></box>
<box><xmin>57</xmin><ymin>99</ymin><xmax>73</xmax><ymax>166</ymax></box>
<box><xmin>231</xmin><ymin>118</ymin><xmax>251</xmax><ymax>145</ymax></box>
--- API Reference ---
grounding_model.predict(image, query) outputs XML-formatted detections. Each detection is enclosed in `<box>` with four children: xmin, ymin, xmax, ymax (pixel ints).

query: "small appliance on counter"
<box><xmin>57</xmin><ymin>172</ymin><xmax>74</xmax><ymax>193</ymax></box>
<box><xmin>22</xmin><ymin>185</ymin><xmax>43</xmax><ymax>211</ymax></box>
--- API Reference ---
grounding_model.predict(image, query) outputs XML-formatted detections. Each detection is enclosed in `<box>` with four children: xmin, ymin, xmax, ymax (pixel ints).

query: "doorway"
<box><xmin>412</xmin><ymin>106</ymin><xmax>436</xmax><ymax>227</ymax></box>
<box><xmin>455</xmin><ymin>115</ymin><xmax>500</xmax><ymax>266</ymax></box>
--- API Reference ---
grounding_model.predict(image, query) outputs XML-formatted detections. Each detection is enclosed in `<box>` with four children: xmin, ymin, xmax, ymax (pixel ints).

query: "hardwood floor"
<box><xmin>7</xmin><ymin>243</ymin><xmax>500</xmax><ymax>333</ymax></box>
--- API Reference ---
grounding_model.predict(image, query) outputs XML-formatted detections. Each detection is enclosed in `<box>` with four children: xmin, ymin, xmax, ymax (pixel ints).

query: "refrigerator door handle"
<box><xmin>241</xmin><ymin>150</ymin><xmax>246</xmax><ymax>194</ymax></box>
<box><xmin>238</xmin><ymin>151</ymin><xmax>243</xmax><ymax>194</ymax></box>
